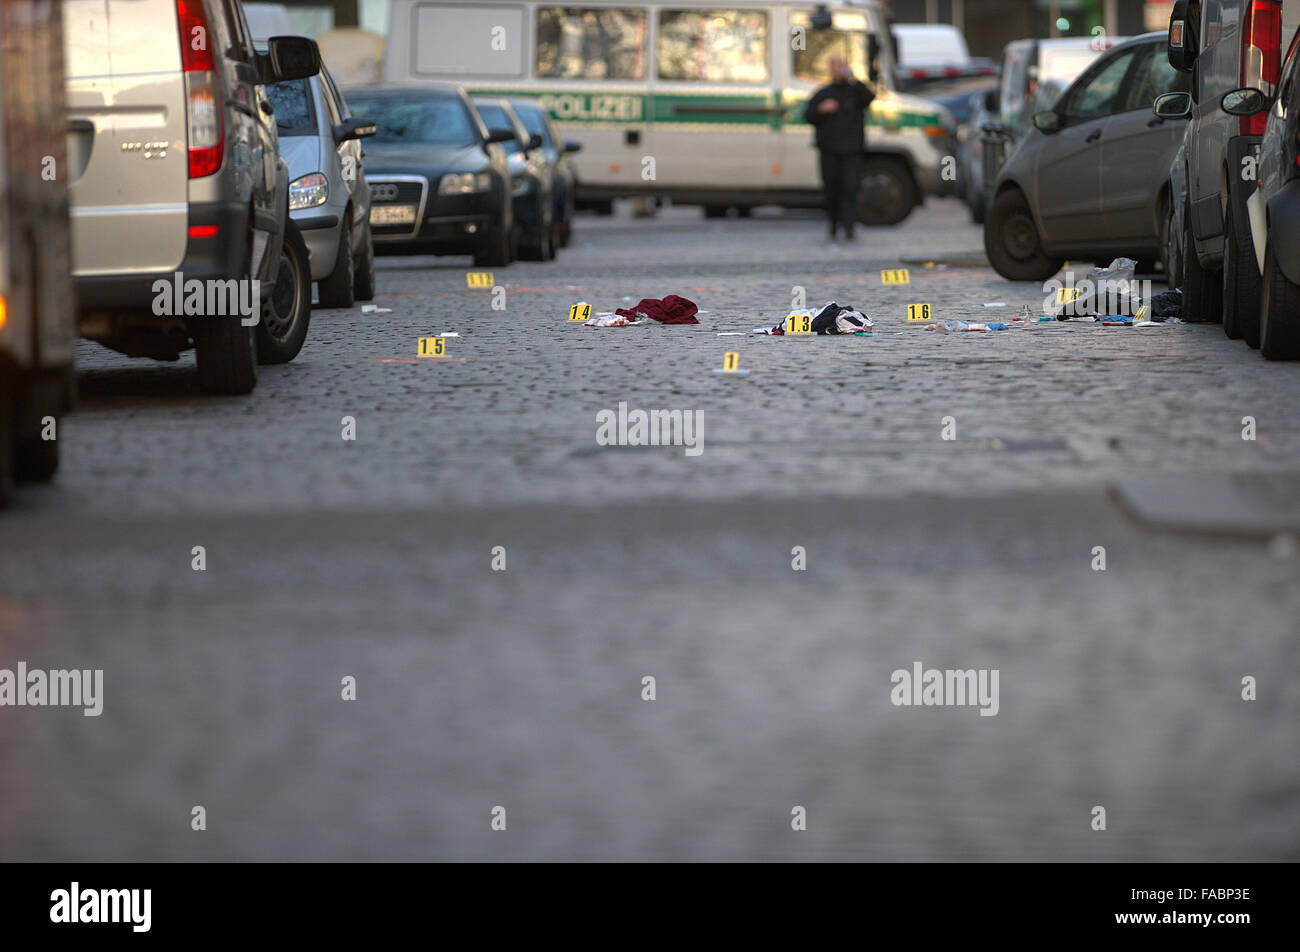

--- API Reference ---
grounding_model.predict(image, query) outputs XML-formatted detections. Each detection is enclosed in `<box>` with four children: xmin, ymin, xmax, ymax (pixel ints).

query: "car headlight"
<box><xmin>438</xmin><ymin>172</ymin><xmax>492</xmax><ymax>195</ymax></box>
<box><xmin>289</xmin><ymin>172</ymin><xmax>328</xmax><ymax>210</ymax></box>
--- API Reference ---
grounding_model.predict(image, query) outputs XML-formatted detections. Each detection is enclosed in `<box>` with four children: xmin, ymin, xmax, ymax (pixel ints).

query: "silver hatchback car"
<box><xmin>265</xmin><ymin>64</ymin><xmax>377</xmax><ymax>308</ymax></box>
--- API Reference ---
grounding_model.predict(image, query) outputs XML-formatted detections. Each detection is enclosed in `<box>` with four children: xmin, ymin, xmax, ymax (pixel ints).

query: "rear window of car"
<box><xmin>475</xmin><ymin>102</ymin><xmax>523</xmax><ymax>152</ymax></box>
<box><xmin>266</xmin><ymin>79</ymin><xmax>317</xmax><ymax>136</ymax></box>
<box><xmin>344</xmin><ymin>96</ymin><xmax>478</xmax><ymax>147</ymax></box>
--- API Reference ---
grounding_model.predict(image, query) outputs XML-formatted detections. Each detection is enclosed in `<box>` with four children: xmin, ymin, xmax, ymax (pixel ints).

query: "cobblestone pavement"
<box><xmin>2</xmin><ymin>199</ymin><xmax>1298</xmax><ymax>861</ymax></box>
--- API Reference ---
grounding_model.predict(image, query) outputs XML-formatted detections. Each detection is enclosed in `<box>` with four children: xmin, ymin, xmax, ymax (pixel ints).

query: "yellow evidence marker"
<box><xmin>568</xmin><ymin>303</ymin><xmax>592</xmax><ymax>321</ymax></box>
<box><xmin>785</xmin><ymin>313</ymin><xmax>813</xmax><ymax>334</ymax></box>
<box><xmin>881</xmin><ymin>269</ymin><xmax>910</xmax><ymax>285</ymax></box>
<box><xmin>466</xmin><ymin>272</ymin><xmax>494</xmax><ymax>288</ymax></box>
<box><xmin>907</xmin><ymin>303</ymin><xmax>932</xmax><ymax>322</ymax></box>
<box><xmin>417</xmin><ymin>337</ymin><xmax>447</xmax><ymax>357</ymax></box>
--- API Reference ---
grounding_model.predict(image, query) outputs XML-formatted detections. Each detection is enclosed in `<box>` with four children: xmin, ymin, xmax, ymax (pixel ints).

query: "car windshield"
<box><xmin>513</xmin><ymin>105</ymin><xmax>553</xmax><ymax>148</ymax></box>
<box><xmin>266</xmin><ymin>79</ymin><xmax>316</xmax><ymax>136</ymax></box>
<box><xmin>475</xmin><ymin>103</ymin><xmax>522</xmax><ymax>153</ymax></box>
<box><xmin>344</xmin><ymin>96</ymin><xmax>477</xmax><ymax>147</ymax></box>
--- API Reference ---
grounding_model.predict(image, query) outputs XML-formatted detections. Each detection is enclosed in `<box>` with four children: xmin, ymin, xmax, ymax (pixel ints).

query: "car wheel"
<box><xmin>318</xmin><ymin>218</ymin><xmax>355</xmax><ymax>309</ymax></box>
<box><xmin>474</xmin><ymin>225</ymin><xmax>511</xmax><ymax>267</ymax></box>
<box><xmin>1223</xmin><ymin>200</ymin><xmax>1261</xmax><ymax>346</ymax></box>
<box><xmin>1260</xmin><ymin>246</ymin><xmax>1300</xmax><ymax>359</ymax></box>
<box><xmin>560</xmin><ymin>191</ymin><xmax>575</xmax><ymax>247</ymax></box>
<box><xmin>1161</xmin><ymin>197</ymin><xmax>1182</xmax><ymax>289</ymax></box>
<box><xmin>857</xmin><ymin>157</ymin><xmax>918</xmax><ymax>226</ymax></box>
<box><xmin>968</xmin><ymin>187</ymin><xmax>986</xmax><ymax>225</ymax></box>
<box><xmin>257</xmin><ymin>221</ymin><xmax>312</xmax><ymax>365</ymax></box>
<box><xmin>1181</xmin><ymin>202</ymin><xmax>1223</xmax><ymax>323</ymax></box>
<box><xmin>14</xmin><ymin>427</ymin><xmax>58</xmax><ymax>482</ymax></box>
<box><xmin>354</xmin><ymin>221</ymin><xmax>376</xmax><ymax>301</ymax></box>
<box><xmin>703</xmin><ymin>205</ymin><xmax>728</xmax><ymax>218</ymax></box>
<box><xmin>983</xmin><ymin>188</ymin><xmax>1064</xmax><ymax>282</ymax></box>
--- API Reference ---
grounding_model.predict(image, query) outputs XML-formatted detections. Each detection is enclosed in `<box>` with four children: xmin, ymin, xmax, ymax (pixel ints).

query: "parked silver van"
<box><xmin>63</xmin><ymin>0</ymin><xmax>321</xmax><ymax>393</ymax></box>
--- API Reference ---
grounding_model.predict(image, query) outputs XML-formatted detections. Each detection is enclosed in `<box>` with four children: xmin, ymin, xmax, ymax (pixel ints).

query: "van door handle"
<box><xmin>1085</xmin><ymin>129</ymin><xmax>1102</xmax><ymax>143</ymax></box>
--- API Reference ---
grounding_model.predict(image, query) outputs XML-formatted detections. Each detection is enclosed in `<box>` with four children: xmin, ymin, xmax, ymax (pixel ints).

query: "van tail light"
<box><xmin>176</xmin><ymin>0</ymin><xmax>224</xmax><ymax>178</ymax></box>
<box><xmin>1241</xmin><ymin>0</ymin><xmax>1283</xmax><ymax>136</ymax></box>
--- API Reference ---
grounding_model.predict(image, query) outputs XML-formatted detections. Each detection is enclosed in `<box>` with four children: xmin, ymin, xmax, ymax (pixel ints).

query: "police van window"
<box><xmin>657</xmin><ymin>9</ymin><xmax>769</xmax><ymax>82</ymax></box>
<box><xmin>790</xmin><ymin>12</ymin><xmax>868</xmax><ymax>82</ymax></box>
<box><xmin>415</xmin><ymin>4</ymin><xmax>525</xmax><ymax>76</ymax></box>
<box><xmin>536</xmin><ymin>8</ymin><xmax>647</xmax><ymax>79</ymax></box>
<box><xmin>266</xmin><ymin>79</ymin><xmax>318</xmax><ymax>136</ymax></box>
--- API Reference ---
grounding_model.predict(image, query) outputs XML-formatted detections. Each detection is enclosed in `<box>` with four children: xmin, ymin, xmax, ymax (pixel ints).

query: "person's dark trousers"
<box><xmin>819</xmin><ymin>151</ymin><xmax>861</xmax><ymax>239</ymax></box>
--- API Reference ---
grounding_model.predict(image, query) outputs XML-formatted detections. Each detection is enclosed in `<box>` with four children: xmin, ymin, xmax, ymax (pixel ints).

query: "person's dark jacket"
<box><xmin>804</xmin><ymin>80</ymin><xmax>875</xmax><ymax>155</ymax></box>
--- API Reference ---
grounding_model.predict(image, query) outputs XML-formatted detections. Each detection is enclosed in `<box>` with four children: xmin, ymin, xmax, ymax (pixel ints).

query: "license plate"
<box><xmin>370</xmin><ymin>204</ymin><xmax>416</xmax><ymax>226</ymax></box>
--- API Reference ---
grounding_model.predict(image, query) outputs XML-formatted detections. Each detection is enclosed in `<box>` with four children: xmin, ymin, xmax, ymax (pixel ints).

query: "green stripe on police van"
<box><xmin>472</xmin><ymin>87</ymin><xmax>940</xmax><ymax>131</ymax></box>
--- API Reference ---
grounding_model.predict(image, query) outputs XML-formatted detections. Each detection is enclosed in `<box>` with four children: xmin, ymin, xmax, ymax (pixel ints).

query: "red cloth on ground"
<box><xmin>614</xmin><ymin>294</ymin><xmax>699</xmax><ymax>325</ymax></box>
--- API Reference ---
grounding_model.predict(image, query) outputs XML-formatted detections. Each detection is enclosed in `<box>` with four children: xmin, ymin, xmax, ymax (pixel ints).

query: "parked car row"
<box><xmin>343</xmin><ymin>85</ymin><xmax>581</xmax><ymax>266</ymax></box>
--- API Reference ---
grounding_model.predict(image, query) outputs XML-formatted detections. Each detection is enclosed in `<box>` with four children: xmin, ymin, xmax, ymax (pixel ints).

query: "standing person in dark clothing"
<box><xmin>804</xmin><ymin>55</ymin><xmax>875</xmax><ymax>242</ymax></box>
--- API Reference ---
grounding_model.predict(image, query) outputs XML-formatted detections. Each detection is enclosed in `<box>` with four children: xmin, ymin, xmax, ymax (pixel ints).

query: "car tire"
<box><xmin>318</xmin><ymin>218</ymin><xmax>355</xmax><ymax>309</ymax></box>
<box><xmin>1260</xmin><ymin>246</ymin><xmax>1300</xmax><ymax>360</ymax></box>
<box><xmin>968</xmin><ymin>188</ymin><xmax>986</xmax><ymax>225</ymax></box>
<box><xmin>703</xmin><ymin>205</ymin><xmax>727</xmax><ymax>218</ymax></box>
<box><xmin>474</xmin><ymin>225</ymin><xmax>511</xmax><ymax>267</ymax></box>
<box><xmin>559</xmin><ymin>192</ymin><xmax>574</xmax><ymax>247</ymax></box>
<box><xmin>257</xmin><ymin>221</ymin><xmax>311</xmax><ymax>365</ymax></box>
<box><xmin>354</xmin><ymin>221</ymin><xmax>376</xmax><ymax>301</ymax></box>
<box><xmin>15</xmin><ymin>432</ymin><xmax>58</xmax><ymax>482</ymax></box>
<box><xmin>1181</xmin><ymin>203</ymin><xmax>1223</xmax><ymax>323</ymax></box>
<box><xmin>857</xmin><ymin>157</ymin><xmax>918</xmax><ymax>226</ymax></box>
<box><xmin>1222</xmin><ymin>200</ymin><xmax>1261</xmax><ymax>346</ymax></box>
<box><xmin>192</xmin><ymin>314</ymin><xmax>257</xmax><ymax>394</ymax></box>
<box><xmin>1161</xmin><ymin>196</ymin><xmax>1182</xmax><ymax>289</ymax></box>
<box><xmin>983</xmin><ymin>188</ymin><xmax>1064</xmax><ymax>282</ymax></box>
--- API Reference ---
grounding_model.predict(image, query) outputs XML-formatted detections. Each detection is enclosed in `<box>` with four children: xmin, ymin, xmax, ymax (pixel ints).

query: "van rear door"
<box><xmin>64</xmin><ymin>0</ymin><xmax>188</xmax><ymax>277</ymax></box>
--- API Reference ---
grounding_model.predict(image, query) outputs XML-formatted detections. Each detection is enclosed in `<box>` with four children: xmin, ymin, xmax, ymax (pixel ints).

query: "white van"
<box><xmin>382</xmin><ymin>0</ymin><xmax>954</xmax><ymax>224</ymax></box>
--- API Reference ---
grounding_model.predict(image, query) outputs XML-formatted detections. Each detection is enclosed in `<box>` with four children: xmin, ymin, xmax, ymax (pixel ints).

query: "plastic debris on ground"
<box><xmin>1053</xmin><ymin>257</ymin><xmax>1143</xmax><ymax>319</ymax></box>
<box><xmin>926</xmin><ymin>320</ymin><xmax>1010</xmax><ymax>332</ymax></box>
<box><xmin>754</xmin><ymin>301</ymin><xmax>873</xmax><ymax>336</ymax></box>
<box><xmin>361</xmin><ymin>305</ymin><xmax>392</xmax><ymax>313</ymax></box>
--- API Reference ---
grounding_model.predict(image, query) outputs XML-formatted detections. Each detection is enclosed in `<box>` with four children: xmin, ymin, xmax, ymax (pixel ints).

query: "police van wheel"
<box><xmin>857</xmin><ymin>157</ymin><xmax>917</xmax><ymax>226</ymax></box>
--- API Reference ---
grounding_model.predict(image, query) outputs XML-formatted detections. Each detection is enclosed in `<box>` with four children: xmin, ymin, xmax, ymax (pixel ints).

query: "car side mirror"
<box><xmin>1220</xmin><ymin>87</ymin><xmax>1270</xmax><ymax>116</ymax></box>
<box><xmin>562</xmin><ymin>139</ymin><xmax>582</xmax><ymax>154</ymax></box>
<box><xmin>1168</xmin><ymin>0</ymin><xmax>1197</xmax><ymax>73</ymax></box>
<box><xmin>1031</xmin><ymin>110</ymin><xmax>1061</xmax><ymax>133</ymax></box>
<box><xmin>486</xmin><ymin>127</ymin><xmax>515</xmax><ymax>144</ymax></box>
<box><xmin>334</xmin><ymin>116</ymin><xmax>377</xmax><ymax>142</ymax></box>
<box><xmin>262</xmin><ymin>35</ymin><xmax>321</xmax><ymax>83</ymax></box>
<box><xmin>1153</xmin><ymin>91</ymin><xmax>1194</xmax><ymax>119</ymax></box>
<box><xmin>526</xmin><ymin>132</ymin><xmax>543</xmax><ymax>150</ymax></box>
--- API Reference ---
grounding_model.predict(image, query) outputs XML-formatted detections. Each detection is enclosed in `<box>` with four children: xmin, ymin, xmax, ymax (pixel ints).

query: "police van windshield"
<box><xmin>790</xmin><ymin>11</ymin><xmax>871</xmax><ymax>84</ymax></box>
<box><xmin>345</xmin><ymin>96</ymin><xmax>478</xmax><ymax>147</ymax></box>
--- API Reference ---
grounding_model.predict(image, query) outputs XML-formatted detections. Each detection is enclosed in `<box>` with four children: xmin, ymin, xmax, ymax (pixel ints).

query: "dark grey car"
<box><xmin>984</xmin><ymin>33</ymin><xmax>1191</xmax><ymax>282</ymax></box>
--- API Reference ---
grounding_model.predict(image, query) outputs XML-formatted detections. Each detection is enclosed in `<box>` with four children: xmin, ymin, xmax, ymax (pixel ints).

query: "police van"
<box><xmin>382</xmin><ymin>0</ymin><xmax>955</xmax><ymax>224</ymax></box>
